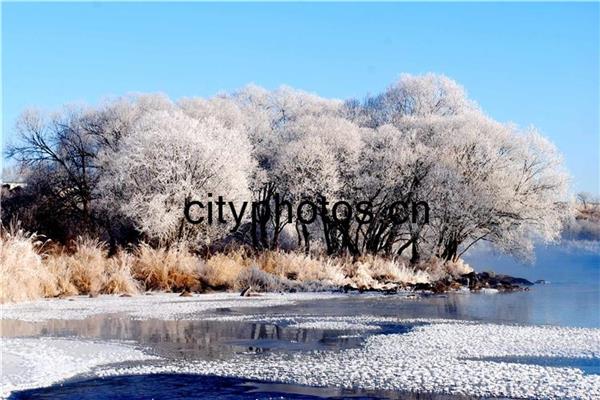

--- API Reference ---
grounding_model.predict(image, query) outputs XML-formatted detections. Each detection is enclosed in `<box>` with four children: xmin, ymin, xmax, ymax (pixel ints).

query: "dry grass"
<box><xmin>1</xmin><ymin>231</ymin><xmax>138</xmax><ymax>302</ymax></box>
<box><xmin>43</xmin><ymin>254</ymin><xmax>78</xmax><ymax>297</ymax></box>
<box><xmin>201</xmin><ymin>250</ymin><xmax>443</xmax><ymax>291</ymax></box>
<box><xmin>102</xmin><ymin>252</ymin><xmax>140</xmax><ymax>295</ymax></box>
<box><xmin>66</xmin><ymin>237</ymin><xmax>108</xmax><ymax>295</ymax></box>
<box><xmin>199</xmin><ymin>253</ymin><xmax>246</xmax><ymax>289</ymax></box>
<box><xmin>260</xmin><ymin>251</ymin><xmax>346</xmax><ymax>284</ymax></box>
<box><xmin>354</xmin><ymin>255</ymin><xmax>429</xmax><ymax>285</ymax></box>
<box><xmin>417</xmin><ymin>257</ymin><xmax>473</xmax><ymax>281</ymax></box>
<box><xmin>1</xmin><ymin>226</ymin><xmax>475</xmax><ymax>303</ymax></box>
<box><xmin>236</xmin><ymin>266</ymin><xmax>293</xmax><ymax>292</ymax></box>
<box><xmin>0</xmin><ymin>224</ymin><xmax>56</xmax><ymax>302</ymax></box>
<box><xmin>132</xmin><ymin>243</ymin><xmax>200</xmax><ymax>292</ymax></box>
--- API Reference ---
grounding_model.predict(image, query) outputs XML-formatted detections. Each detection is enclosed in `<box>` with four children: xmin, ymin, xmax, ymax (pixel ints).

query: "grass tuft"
<box><xmin>0</xmin><ymin>222</ymin><xmax>55</xmax><ymax>302</ymax></box>
<box><xmin>132</xmin><ymin>243</ymin><xmax>200</xmax><ymax>292</ymax></box>
<box><xmin>102</xmin><ymin>252</ymin><xmax>140</xmax><ymax>295</ymax></box>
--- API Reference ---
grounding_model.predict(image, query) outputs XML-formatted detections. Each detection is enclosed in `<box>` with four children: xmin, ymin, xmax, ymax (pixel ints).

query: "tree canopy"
<box><xmin>4</xmin><ymin>74</ymin><xmax>569</xmax><ymax>261</ymax></box>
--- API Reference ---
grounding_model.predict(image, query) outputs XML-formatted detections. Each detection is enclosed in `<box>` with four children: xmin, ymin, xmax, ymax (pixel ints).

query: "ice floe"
<box><xmin>2</xmin><ymin>294</ymin><xmax>600</xmax><ymax>399</ymax></box>
<box><xmin>1</xmin><ymin>337</ymin><xmax>156</xmax><ymax>398</ymax></box>
<box><xmin>287</xmin><ymin>320</ymin><xmax>380</xmax><ymax>331</ymax></box>
<box><xmin>98</xmin><ymin>320</ymin><xmax>600</xmax><ymax>399</ymax></box>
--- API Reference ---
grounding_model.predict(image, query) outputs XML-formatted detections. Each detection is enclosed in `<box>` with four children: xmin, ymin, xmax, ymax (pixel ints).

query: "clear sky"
<box><xmin>2</xmin><ymin>2</ymin><xmax>598</xmax><ymax>193</ymax></box>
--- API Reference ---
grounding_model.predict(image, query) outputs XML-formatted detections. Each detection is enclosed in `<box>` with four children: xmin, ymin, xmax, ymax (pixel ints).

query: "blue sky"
<box><xmin>2</xmin><ymin>2</ymin><xmax>598</xmax><ymax>193</ymax></box>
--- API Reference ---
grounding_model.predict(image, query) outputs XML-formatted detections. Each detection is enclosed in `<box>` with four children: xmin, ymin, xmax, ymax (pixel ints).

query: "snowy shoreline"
<box><xmin>0</xmin><ymin>292</ymin><xmax>345</xmax><ymax>322</ymax></box>
<box><xmin>2</xmin><ymin>293</ymin><xmax>600</xmax><ymax>399</ymax></box>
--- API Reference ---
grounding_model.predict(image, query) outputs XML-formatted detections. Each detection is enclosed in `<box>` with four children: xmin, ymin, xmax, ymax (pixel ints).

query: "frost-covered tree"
<box><xmin>344</xmin><ymin>73</ymin><xmax>476</xmax><ymax>128</ymax></box>
<box><xmin>345</xmin><ymin>75</ymin><xmax>569</xmax><ymax>261</ymax></box>
<box><xmin>223</xmin><ymin>86</ymin><xmax>344</xmax><ymax>249</ymax></box>
<box><xmin>395</xmin><ymin>116</ymin><xmax>568</xmax><ymax>262</ymax></box>
<box><xmin>6</xmin><ymin>74</ymin><xmax>570</xmax><ymax>261</ymax></box>
<box><xmin>265</xmin><ymin>115</ymin><xmax>363</xmax><ymax>252</ymax></box>
<box><xmin>97</xmin><ymin>109</ymin><xmax>254</xmax><ymax>246</ymax></box>
<box><xmin>84</xmin><ymin>94</ymin><xmax>174</xmax><ymax>152</ymax></box>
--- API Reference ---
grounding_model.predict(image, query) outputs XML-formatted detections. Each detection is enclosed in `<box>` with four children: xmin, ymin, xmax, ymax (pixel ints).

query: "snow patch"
<box><xmin>1</xmin><ymin>337</ymin><xmax>157</xmax><ymax>399</ymax></box>
<box><xmin>1</xmin><ymin>292</ymin><xmax>344</xmax><ymax>322</ymax></box>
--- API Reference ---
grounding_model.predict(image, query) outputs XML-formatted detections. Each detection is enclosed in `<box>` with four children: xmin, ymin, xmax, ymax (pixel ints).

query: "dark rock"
<box><xmin>494</xmin><ymin>274</ymin><xmax>534</xmax><ymax>286</ymax></box>
<box><xmin>383</xmin><ymin>286</ymin><xmax>399</xmax><ymax>295</ymax></box>
<box><xmin>342</xmin><ymin>284</ymin><xmax>356</xmax><ymax>293</ymax></box>
<box><xmin>455</xmin><ymin>276</ymin><xmax>470</xmax><ymax>286</ymax></box>
<box><xmin>240</xmin><ymin>287</ymin><xmax>262</xmax><ymax>297</ymax></box>
<box><xmin>479</xmin><ymin>271</ymin><xmax>495</xmax><ymax>280</ymax></box>
<box><xmin>498</xmin><ymin>284</ymin><xmax>516</xmax><ymax>292</ymax></box>
<box><xmin>413</xmin><ymin>282</ymin><xmax>433</xmax><ymax>291</ymax></box>
<box><xmin>464</xmin><ymin>272</ymin><xmax>533</xmax><ymax>289</ymax></box>
<box><xmin>120</xmin><ymin>293</ymin><xmax>132</xmax><ymax>297</ymax></box>
<box><xmin>88</xmin><ymin>292</ymin><xmax>98</xmax><ymax>298</ymax></box>
<box><xmin>286</xmin><ymin>272</ymin><xmax>298</xmax><ymax>280</ymax></box>
<box><xmin>432</xmin><ymin>281</ymin><xmax>449</xmax><ymax>293</ymax></box>
<box><xmin>179</xmin><ymin>291</ymin><xmax>193</xmax><ymax>297</ymax></box>
<box><xmin>460</xmin><ymin>272</ymin><xmax>478</xmax><ymax>289</ymax></box>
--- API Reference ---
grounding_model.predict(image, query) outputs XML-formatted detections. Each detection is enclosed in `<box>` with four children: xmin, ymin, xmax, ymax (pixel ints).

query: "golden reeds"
<box><xmin>1</xmin><ymin>227</ymin><xmax>470</xmax><ymax>303</ymax></box>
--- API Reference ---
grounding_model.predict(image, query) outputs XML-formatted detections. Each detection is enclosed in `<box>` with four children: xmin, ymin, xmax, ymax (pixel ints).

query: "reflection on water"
<box><xmin>0</xmin><ymin>315</ymin><xmax>369</xmax><ymax>360</ymax></box>
<box><xmin>1</xmin><ymin>292</ymin><xmax>593</xmax><ymax>400</ymax></box>
<box><xmin>238</xmin><ymin>285</ymin><xmax>599</xmax><ymax>328</ymax></box>
<box><xmin>7</xmin><ymin>374</ymin><xmax>491</xmax><ymax>400</ymax></box>
<box><xmin>1</xmin><ymin>282</ymin><xmax>597</xmax><ymax>364</ymax></box>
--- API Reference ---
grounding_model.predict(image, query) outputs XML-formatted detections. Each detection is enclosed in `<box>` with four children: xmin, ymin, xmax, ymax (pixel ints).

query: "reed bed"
<box><xmin>0</xmin><ymin>228</ymin><xmax>472</xmax><ymax>303</ymax></box>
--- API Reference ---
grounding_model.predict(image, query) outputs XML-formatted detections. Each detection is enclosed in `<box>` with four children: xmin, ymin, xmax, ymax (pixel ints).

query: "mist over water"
<box><xmin>464</xmin><ymin>244</ymin><xmax>600</xmax><ymax>327</ymax></box>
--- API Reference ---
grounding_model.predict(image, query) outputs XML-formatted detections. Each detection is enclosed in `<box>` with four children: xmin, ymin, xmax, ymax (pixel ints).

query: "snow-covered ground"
<box><xmin>2</xmin><ymin>293</ymin><xmax>600</xmax><ymax>399</ymax></box>
<box><xmin>0</xmin><ymin>292</ymin><xmax>344</xmax><ymax>321</ymax></box>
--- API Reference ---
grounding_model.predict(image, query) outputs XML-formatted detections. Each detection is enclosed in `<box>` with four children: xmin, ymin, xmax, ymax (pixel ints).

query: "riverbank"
<box><xmin>4</xmin><ymin>228</ymin><xmax>540</xmax><ymax>304</ymax></box>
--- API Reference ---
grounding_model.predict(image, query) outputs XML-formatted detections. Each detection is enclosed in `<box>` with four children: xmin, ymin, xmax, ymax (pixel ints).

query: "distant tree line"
<box><xmin>3</xmin><ymin>74</ymin><xmax>569</xmax><ymax>262</ymax></box>
<box><xmin>562</xmin><ymin>193</ymin><xmax>600</xmax><ymax>242</ymax></box>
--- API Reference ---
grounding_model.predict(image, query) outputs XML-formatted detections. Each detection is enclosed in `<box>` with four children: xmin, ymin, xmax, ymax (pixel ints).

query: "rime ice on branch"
<box><xmin>5</xmin><ymin>74</ymin><xmax>569</xmax><ymax>261</ymax></box>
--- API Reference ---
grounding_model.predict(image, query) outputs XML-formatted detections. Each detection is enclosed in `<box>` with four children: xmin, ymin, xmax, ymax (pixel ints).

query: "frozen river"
<box><xmin>2</xmin><ymin>245</ymin><xmax>599</xmax><ymax>399</ymax></box>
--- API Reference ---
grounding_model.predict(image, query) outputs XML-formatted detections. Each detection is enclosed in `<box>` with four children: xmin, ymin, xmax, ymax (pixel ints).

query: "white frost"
<box><xmin>1</xmin><ymin>292</ymin><xmax>343</xmax><ymax>322</ymax></box>
<box><xmin>287</xmin><ymin>321</ymin><xmax>380</xmax><ymax>331</ymax></box>
<box><xmin>1</xmin><ymin>337</ymin><xmax>156</xmax><ymax>399</ymax></box>
<box><xmin>3</xmin><ymin>294</ymin><xmax>600</xmax><ymax>399</ymax></box>
<box><xmin>99</xmin><ymin>321</ymin><xmax>600</xmax><ymax>400</ymax></box>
